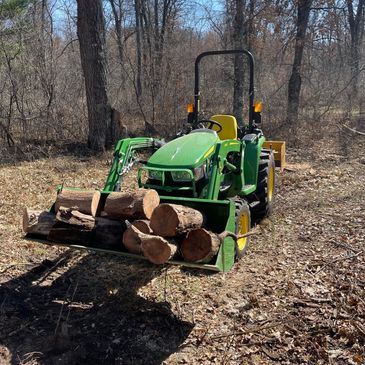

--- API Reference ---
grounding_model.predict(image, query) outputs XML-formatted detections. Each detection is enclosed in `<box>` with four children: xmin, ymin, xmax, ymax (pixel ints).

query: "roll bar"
<box><xmin>193</xmin><ymin>49</ymin><xmax>255</xmax><ymax>129</ymax></box>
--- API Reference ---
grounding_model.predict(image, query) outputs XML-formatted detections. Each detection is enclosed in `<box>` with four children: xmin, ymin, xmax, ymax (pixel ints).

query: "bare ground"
<box><xmin>0</xmin><ymin>137</ymin><xmax>364</xmax><ymax>365</ymax></box>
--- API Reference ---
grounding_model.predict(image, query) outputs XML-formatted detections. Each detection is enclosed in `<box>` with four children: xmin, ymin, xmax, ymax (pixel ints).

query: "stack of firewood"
<box><xmin>23</xmin><ymin>188</ymin><xmax>224</xmax><ymax>264</ymax></box>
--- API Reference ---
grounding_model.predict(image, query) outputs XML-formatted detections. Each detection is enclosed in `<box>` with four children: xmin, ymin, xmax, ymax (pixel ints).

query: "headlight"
<box><xmin>171</xmin><ymin>170</ymin><xmax>192</xmax><ymax>182</ymax></box>
<box><xmin>194</xmin><ymin>164</ymin><xmax>206</xmax><ymax>181</ymax></box>
<box><xmin>148</xmin><ymin>170</ymin><xmax>163</xmax><ymax>180</ymax></box>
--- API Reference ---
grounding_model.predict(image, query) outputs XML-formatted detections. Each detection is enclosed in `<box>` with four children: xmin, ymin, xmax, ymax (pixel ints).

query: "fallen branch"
<box><xmin>210</xmin><ymin>321</ymin><xmax>282</xmax><ymax>340</ymax></box>
<box><xmin>341</xmin><ymin>124</ymin><xmax>365</xmax><ymax>136</ymax></box>
<box><xmin>218</xmin><ymin>226</ymin><xmax>261</xmax><ymax>242</ymax></box>
<box><xmin>315</xmin><ymin>250</ymin><xmax>363</xmax><ymax>274</ymax></box>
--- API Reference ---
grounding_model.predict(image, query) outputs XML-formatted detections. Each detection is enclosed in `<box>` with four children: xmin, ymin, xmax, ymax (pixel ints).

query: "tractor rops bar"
<box><xmin>193</xmin><ymin>49</ymin><xmax>255</xmax><ymax>129</ymax></box>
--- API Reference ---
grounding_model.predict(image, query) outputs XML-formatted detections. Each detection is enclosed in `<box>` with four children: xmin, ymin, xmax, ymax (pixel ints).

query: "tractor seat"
<box><xmin>210</xmin><ymin>115</ymin><xmax>238</xmax><ymax>140</ymax></box>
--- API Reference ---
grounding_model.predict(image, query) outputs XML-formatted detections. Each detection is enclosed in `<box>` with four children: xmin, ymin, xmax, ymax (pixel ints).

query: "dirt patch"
<box><xmin>0</xmin><ymin>140</ymin><xmax>364</xmax><ymax>364</ymax></box>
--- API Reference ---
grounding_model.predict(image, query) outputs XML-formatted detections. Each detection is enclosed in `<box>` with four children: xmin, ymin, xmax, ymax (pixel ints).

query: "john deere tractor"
<box><xmin>27</xmin><ymin>49</ymin><xmax>285</xmax><ymax>272</ymax></box>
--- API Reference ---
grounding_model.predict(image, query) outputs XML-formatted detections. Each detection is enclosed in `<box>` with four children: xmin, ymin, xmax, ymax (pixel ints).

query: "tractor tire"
<box><xmin>234</xmin><ymin>198</ymin><xmax>251</xmax><ymax>259</ymax></box>
<box><xmin>250</xmin><ymin>150</ymin><xmax>275</xmax><ymax>223</ymax></box>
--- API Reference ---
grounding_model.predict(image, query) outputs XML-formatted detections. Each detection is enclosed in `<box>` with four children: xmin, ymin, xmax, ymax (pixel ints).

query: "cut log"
<box><xmin>102</xmin><ymin>189</ymin><xmax>159</xmax><ymax>220</ymax></box>
<box><xmin>122</xmin><ymin>220</ymin><xmax>152</xmax><ymax>254</ymax></box>
<box><xmin>181</xmin><ymin>227</ymin><xmax>260</xmax><ymax>263</ymax></box>
<box><xmin>132</xmin><ymin>219</ymin><xmax>153</xmax><ymax>234</ymax></box>
<box><xmin>124</xmin><ymin>225</ymin><xmax>177</xmax><ymax>264</ymax></box>
<box><xmin>181</xmin><ymin>228</ymin><xmax>221</xmax><ymax>263</ymax></box>
<box><xmin>47</xmin><ymin>222</ymin><xmax>93</xmax><ymax>245</ymax></box>
<box><xmin>22</xmin><ymin>208</ymin><xmax>56</xmax><ymax>237</ymax></box>
<box><xmin>54</xmin><ymin>189</ymin><xmax>101</xmax><ymax>216</ymax></box>
<box><xmin>150</xmin><ymin>203</ymin><xmax>204</xmax><ymax>237</ymax></box>
<box><xmin>93</xmin><ymin>217</ymin><xmax>126</xmax><ymax>249</ymax></box>
<box><xmin>141</xmin><ymin>236</ymin><xmax>178</xmax><ymax>265</ymax></box>
<box><xmin>56</xmin><ymin>207</ymin><xmax>95</xmax><ymax>230</ymax></box>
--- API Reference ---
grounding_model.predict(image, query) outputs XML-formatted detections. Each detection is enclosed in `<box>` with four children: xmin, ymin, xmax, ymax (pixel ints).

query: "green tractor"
<box><xmin>28</xmin><ymin>49</ymin><xmax>285</xmax><ymax>272</ymax></box>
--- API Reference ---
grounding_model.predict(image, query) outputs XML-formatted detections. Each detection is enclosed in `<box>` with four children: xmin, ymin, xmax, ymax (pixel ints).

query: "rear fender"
<box><xmin>243</xmin><ymin>135</ymin><xmax>266</xmax><ymax>186</ymax></box>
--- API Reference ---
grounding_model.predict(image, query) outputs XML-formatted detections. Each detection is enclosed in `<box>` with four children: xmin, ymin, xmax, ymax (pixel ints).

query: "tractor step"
<box><xmin>241</xmin><ymin>184</ymin><xmax>256</xmax><ymax>195</ymax></box>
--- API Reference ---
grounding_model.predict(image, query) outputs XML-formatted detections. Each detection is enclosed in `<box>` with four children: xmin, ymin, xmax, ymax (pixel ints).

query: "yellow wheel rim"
<box><xmin>237</xmin><ymin>211</ymin><xmax>249</xmax><ymax>251</ymax></box>
<box><xmin>268</xmin><ymin>165</ymin><xmax>274</xmax><ymax>202</ymax></box>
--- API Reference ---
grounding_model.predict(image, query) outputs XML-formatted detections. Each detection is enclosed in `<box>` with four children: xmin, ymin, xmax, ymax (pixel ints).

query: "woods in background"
<box><xmin>0</xmin><ymin>0</ymin><xmax>364</xmax><ymax>153</ymax></box>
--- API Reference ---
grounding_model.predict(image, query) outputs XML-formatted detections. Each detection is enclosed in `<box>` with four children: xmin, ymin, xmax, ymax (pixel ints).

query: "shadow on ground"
<box><xmin>0</xmin><ymin>251</ymin><xmax>194</xmax><ymax>364</ymax></box>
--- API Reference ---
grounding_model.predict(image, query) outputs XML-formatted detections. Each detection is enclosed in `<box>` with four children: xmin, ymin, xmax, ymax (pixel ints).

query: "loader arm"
<box><xmin>104</xmin><ymin>137</ymin><xmax>164</xmax><ymax>191</ymax></box>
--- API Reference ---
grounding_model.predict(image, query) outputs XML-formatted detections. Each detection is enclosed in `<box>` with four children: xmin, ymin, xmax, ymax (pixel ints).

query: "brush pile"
<box><xmin>23</xmin><ymin>188</ymin><xmax>226</xmax><ymax>264</ymax></box>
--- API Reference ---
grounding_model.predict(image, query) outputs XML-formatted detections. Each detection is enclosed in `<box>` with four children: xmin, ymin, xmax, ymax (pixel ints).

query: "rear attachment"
<box><xmin>263</xmin><ymin>140</ymin><xmax>286</xmax><ymax>171</ymax></box>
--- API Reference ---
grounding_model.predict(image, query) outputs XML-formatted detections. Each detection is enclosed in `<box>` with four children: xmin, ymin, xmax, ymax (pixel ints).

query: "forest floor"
<box><xmin>0</xmin><ymin>133</ymin><xmax>364</xmax><ymax>365</ymax></box>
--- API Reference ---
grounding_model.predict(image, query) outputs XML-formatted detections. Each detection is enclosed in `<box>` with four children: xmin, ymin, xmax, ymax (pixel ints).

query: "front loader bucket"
<box><xmin>25</xmin><ymin>195</ymin><xmax>237</xmax><ymax>273</ymax></box>
<box><xmin>158</xmin><ymin>196</ymin><xmax>236</xmax><ymax>272</ymax></box>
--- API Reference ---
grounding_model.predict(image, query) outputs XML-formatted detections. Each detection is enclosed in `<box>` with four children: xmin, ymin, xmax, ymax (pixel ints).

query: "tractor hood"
<box><xmin>147</xmin><ymin>131</ymin><xmax>218</xmax><ymax>168</ymax></box>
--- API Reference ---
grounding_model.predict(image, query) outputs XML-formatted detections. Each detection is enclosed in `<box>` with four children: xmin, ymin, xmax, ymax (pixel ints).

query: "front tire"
<box><xmin>234</xmin><ymin>198</ymin><xmax>251</xmax><ymax>259</ymax></box>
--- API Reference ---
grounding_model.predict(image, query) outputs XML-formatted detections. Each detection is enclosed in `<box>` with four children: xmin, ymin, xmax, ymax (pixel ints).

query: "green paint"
<box><xmin>147</xmin><ymin>132</ymin><xmax>218</xmax><ymax>168</ymax></box>
<box><xmin>32</xmin><ymin>127</ymin><xmax>267</xmax><ymax>273</ymax></box>
<box><xmin>242</xmin><ymin>135</ymin><xmax>266</xmax><ymax>188</ymax></box>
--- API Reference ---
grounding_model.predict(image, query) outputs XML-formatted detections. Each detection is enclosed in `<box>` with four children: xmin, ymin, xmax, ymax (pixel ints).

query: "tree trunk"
<box><xmin>22</xmin><ymin>209</ymin><xmax>56</xmax><ymax>237</ymax></box>
<box><xmin>135</xmin><ymin>0</ymin><xmax>143</xmax><ymax>98</ymax></box>
<box><xmin>232</xmin><ymin>0</ymin><xmax>246</xmax><ymax>126</ymax></box>
<box><xmin>150</xmin><ymin>203</ymin><xmax>205</xmax><ymax>237</ymax></box>
<box><xmin>109</xmin><ymin>0</ymin><xmax>125</xmax><ymax>89</ymax></box>
<box><xmin>347</xmin><ymin>0</ymin><xmax>365</xmax><ymax>106</ymax></box>
<box><xmin>286</xmin><ymin>0</ymin><xmax>312</xmax><ymax>124</ymax></box>
<box><xmin>102</xmin><ymin>189</ymin><xmax>160</xmax><ymax>220</ymax></box>
<box><xmin>54</xmin><ymin>189</ymin><xmax>101</xmax><ymax>217</ymax></box>
<box><xmin>181</xmin><ymin>228</ymin><xmax>221</xmax><ymax>263</ymax></box>
<box><xmin>76</xmin><ymin>0</ymin><xmax>112</xmax><ymax>150</ymax></box>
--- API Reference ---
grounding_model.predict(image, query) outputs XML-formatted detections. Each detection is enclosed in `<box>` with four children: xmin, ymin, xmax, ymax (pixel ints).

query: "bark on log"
<box><xmin>93</xmin><ymin>217</ymin><xmax>126</xmax><ymax>249</ymax></box>
<box><xmin>181</xmin><ymin>228</ymin><xmax>221</xmax><ymax>263</ymax></box>
<box><xmin>122</xmin><ymin>220</ymin><xmax>152</xmax><ymax>254</ymax></box>
<box><xmin>22</xmin><ymin>209</ymin><xmax>56</xmax><ymax>237</ymax></box>
<box><xmin>141</xmin><ymin>236</ymin><xmax>178</xmax><ymax>264</ymax></box>
<box><xmin>55</xmin><ymin>189</ymin><xmax>101</xmax><ymax>216</ymax></box>
<box><xmin>181</xmin><ymin>227</ymin><xmax>260</xmax><ymax>263</ymax></box>
<box><xmin>47</xmin><ymin>222</ymin><xmax>93</xmax><ymax>245</ymax></box>
<box><xmin>102</xmin><ymin>189</ymin><xmax>159</xmax><ymax>220</ymax></box>
<box><xmin>56</xmin><ymin>207</ymin><xmax>95</xmax><ymax>230</ymax></box>
<box><xmin>150</xmin><ymin>203</ymin><xmax>204</xmax><ymax>237</ymax></box>
<box><xmin>124</xmin><ymin>225</ymin><xmax>177</xmax><ymax>264</ymax></box>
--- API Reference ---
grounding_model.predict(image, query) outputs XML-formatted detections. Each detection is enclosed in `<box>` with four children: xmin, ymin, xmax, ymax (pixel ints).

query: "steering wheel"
<box><xmin>198</xmin><ymin>119</ymin><xmax>223</xmax><ymax>133</ymax></box>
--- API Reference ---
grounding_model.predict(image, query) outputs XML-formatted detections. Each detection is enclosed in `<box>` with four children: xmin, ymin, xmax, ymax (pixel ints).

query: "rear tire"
<box><xmin>234</xmin><ymin>198</ymin><xmax>251</xmax><ymax>259</ymax></box>
<box><xmin>250</xmin><ymin>151</ymin><xmax>275</xmax><ymax>223</ymax></box>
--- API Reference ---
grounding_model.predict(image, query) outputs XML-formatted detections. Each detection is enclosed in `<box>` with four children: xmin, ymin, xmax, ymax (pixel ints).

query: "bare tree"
<box><xmin>232</xmin><ymin>0</ymin><xmax>246</xmax><ymax>126</ymax></box>
<box><xmin>76</xmin><ymin>0</ymin><xmax>112</xmax><ymax>150</ymax></box>
<box><xmin>347</xmin><ymin>0</ymin><xmax>364</xmax><ymax>101</ymax></box>
<box><xmin>287</xmin><ymin>0</ymin><xmax>312</xmax><ymax>124</ymax></box>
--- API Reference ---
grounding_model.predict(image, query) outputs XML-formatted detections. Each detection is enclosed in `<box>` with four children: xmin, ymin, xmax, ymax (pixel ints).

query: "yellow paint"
<box><xmin>237</xmin><ymin>210</ymin><xmax>249</xmax><ymax>251</ymax></box>
<box><xmin>263</xmin><ymin>140</ymin><xmax>286</xmax><ymax>171</ymax></box>
<box><xmin>268</xmin><ymin>164</ymin><xmax>274</xmax><ymax>201</ymax></box>
<box><xmin>210</xmin><ymin>115</ymin><xmax>238</xmax><ymax>140</ymax></box>
<box><xmin>204</xmin><ymin>146</ymin><xmax>215</xmax><ymax>159</ymax></box>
